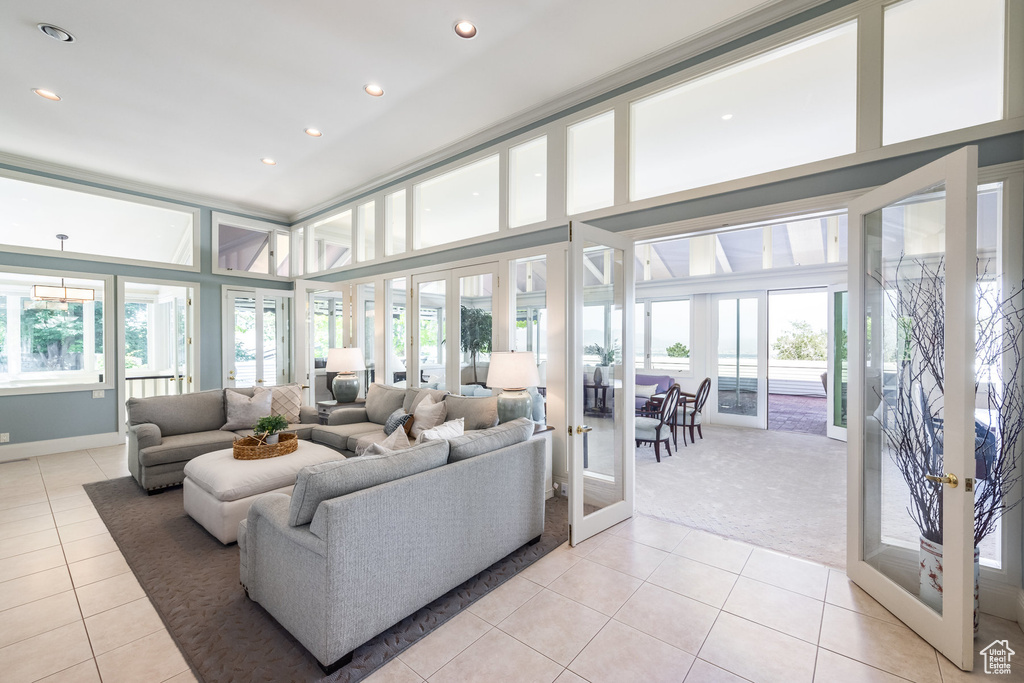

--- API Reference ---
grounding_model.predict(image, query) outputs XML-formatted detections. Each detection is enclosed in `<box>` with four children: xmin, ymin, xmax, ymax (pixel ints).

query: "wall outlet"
<box><xmin>0</xmin><ymin>433</ymin><xmax>9</xmax><ymax>443</ymax></box>
<box><xmin>559</xmin><ymin>482</ymin><xmax>569</xmax><ymax>497</ymax></box>
<box><xmin>92</xmin><ymin>390</ymin><xmax>104</xmax><ymax>398</ymax></box>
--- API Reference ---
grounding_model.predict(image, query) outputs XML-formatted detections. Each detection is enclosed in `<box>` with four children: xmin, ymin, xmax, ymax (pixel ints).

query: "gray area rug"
<box><xmin>84</xmin><ymin>477</ymin><xmax>567</xmax><ymax>682</ymax></box>
<box><xmin>634</xmin><ymin>424</ymin><xmax>848</xmax><ymax>568</ymax></box>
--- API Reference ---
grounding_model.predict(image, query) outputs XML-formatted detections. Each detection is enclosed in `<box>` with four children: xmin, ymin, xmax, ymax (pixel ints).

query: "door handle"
<box><xmin>256</xmin><ymin>379</ymin><xmax>265</xmax><ymax>383</ymax></box>
<box><xmin>925</xmin><ymin>473</ymin><xmax>958</xmax><ymax>488</ymax></box>
<box><xmin>576</xmin><ymin>425</ymin><xmax>593</xmax><ymax>435</ymax></box>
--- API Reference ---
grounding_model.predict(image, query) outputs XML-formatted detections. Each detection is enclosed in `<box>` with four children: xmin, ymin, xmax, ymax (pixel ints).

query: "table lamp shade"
<box><xmin>487</xmin><ymin>352</ymin><xmax>540</xmax><ymax>390</ymax></box>
<box><xmin>326</xmin><ymin>347</ymin><xmax>364</xmax><ymax>373</ymax></box>
<box><xmin>487</xmin><ymin>352</ymin><xmax>541</xmax><ymax>423</ymax></box>
<box><xmin>326</xmin><ymin>347</ymin><xmax>364</xmax><ymax>403</ymax></box>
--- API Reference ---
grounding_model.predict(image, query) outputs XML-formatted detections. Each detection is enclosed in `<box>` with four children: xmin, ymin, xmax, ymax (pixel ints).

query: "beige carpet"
<box><xmin>635</xmin><ymin>424</ymin><xmax>848</xmax><ymax>568</ymax></box>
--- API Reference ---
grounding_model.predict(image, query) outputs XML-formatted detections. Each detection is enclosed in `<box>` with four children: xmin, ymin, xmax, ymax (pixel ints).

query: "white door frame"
<box><xmin>567</xmin><ymin>220</ymin><xmax>636</xmax><ymax>545</ymax></box>
<box><xmin>710</xmin><ymin>290</ymin><xmax>768</xmax><ymax>429</ymax></box>
<box><xmin>847</xmin><ymin>146</ymin><xmax>979</xmax><ymax>669</ymax></box>
<box><xmin>221</xmin><ymin>286</ymin><xmax>293</xmax><ymax>389</ymax></box>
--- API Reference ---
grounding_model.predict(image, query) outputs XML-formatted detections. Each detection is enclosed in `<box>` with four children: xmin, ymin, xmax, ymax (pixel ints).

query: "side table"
<box><xmin>317</xmin><ymin>399</ymin><xmax>365</xmax><ymax>425</ymax></box>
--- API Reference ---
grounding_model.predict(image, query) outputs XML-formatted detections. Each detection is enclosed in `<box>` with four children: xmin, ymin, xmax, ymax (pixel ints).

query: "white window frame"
<box><xmin>0</xmin><ymin>266</ymin><xmax>114</xmax><ymax>396</ymax></box>
<box><xmin>634</xmin><ymin>296</ymin><xmax>695</xmax><ymax>377</ymax></box>
<box><xmin>0</xmin><ymin>168</ymin><xmax>201</xmax><ymax>272</ymax></box>
<box><xmin>212</xmin><ymin>212</ymin><xmax>292</xmax><ymax>281</ymax></box>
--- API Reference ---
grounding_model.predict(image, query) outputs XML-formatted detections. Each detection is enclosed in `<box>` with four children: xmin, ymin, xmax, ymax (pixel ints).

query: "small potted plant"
<box><xmin>254</xmin><ymin>415</ymin><xmax>289</xmax><ymax>445</ymax></box>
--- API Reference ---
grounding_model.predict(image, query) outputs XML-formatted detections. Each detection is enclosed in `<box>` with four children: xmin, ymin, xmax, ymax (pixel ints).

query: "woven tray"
<box><xmin>233</xmin><ymin>432</ymin><xmax>298</xmax><ymax>460</ymax></box>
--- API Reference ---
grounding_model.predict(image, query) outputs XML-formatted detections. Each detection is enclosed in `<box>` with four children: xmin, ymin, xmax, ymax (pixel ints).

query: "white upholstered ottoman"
<box><xmin>183</xmin><ymin>440</ymin><xmax>344</xmax><ymax>544</ymax></box>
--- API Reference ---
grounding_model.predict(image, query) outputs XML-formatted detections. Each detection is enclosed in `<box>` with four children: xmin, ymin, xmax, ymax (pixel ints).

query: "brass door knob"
<box><xmin>925</xmin><ymin>473</ymin><xmax>958</xmax><ymax>488</ymax></box>
<box><xmin>576</xmin><ymin>425</ymin><xmax>593</xmax><ymax>434</ymax></box>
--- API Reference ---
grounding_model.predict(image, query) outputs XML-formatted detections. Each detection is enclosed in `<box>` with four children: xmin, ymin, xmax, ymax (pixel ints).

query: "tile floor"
<box><xmin>1</xmin><ymin>445</ymin><xmax>1022</xmax><ymax>683</ymax></box>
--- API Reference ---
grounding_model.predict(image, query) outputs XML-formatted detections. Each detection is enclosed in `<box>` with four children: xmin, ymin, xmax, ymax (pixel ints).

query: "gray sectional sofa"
<box><xmin>126</xmin><ymin>386</ymin><xmax>319</xmax><ymax>491</ymax></box>
<box><xmin>238</xmin><ymin>418</ymin><xmax>546</xmax><ymax>672</ymax></box>
<box><xmin>311</xmin><ymin>383</ymin><xmax>502</xmax><ymax>457</ymax></box>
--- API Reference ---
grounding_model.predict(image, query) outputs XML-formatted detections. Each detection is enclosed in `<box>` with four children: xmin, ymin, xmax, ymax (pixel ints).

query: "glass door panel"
<box><xmin>413</xmin><ymin>277</ymin><xmax>447</xmax><ymax>387</ymax></box>
<box><xmin>568</xmin><ymin>222</ymin><xmax>635</xmax><ymax>546</ymax></box>
<box><xmin>712</xmin><ymin>293</ymin><xmax>766</xmax><ymax>428</ymax></box>
<box><xmin>262</xmin><ymin>296</ymin><xmax>279</xmax><ymax>386</ymax></box>
<box><xmin>230</xmin><ymin>294</ymin><xmax>257</xmax><ymax>387</ymax></box>
<box><xmin>122</xmin><ymin>281</ymin><xmax>195</xmax><ymax>400</ymax></box>
<box><xmin>459</xmin><ymin>272</ymin><xmax>493</xmax><ymax>388</ymax></box>
<box><xmin>849</xmin><ymin>147</ymin><xmax>978</xmax><ymax>669</ymax></box>
<box><xmin>388</xmin><ymin>278</ymin><xmax>408</xmax><ymax>386</ymax></box>
<box><xmin>827</xmin><ymin>287</ymin><xmax>849</xmax><ymax>440</ymax></box>
<box><xmin>358</xmin><ymin>282</ymin><xmax>375</xmax><ymax>397</ymax></box>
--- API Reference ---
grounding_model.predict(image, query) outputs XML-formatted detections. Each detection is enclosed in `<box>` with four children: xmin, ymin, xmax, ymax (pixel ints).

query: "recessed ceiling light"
<box><xmin>534</xmin><ymin>172</ymin><xmax>543</xmax><ymax>177</ymax></box>
<box><xmin>472</xmin><ymin>192</ymin><xmax>480</xmax><ymax>196</ymax></box>
<box><xmin>454</xmin><ymin>20</ymin><xmax>477</xmax><ymax>39</ymax></box>
<box><xmin>304</xmin><ymin>128</ymin><xmax>323</xmax><ymax>137</ymax></box>
<box><xmin>364</xmin><ymin>84</ymin><xmax>384</xmax><ymax>97</ymax></box>
<box><xmin>33</xmin><ymin>88</ymin><xmax>61</xmax><ymax>101</ymax></box>
<box><xmin>38</xmin><ymin>24</ymin><xmax>75</xmax><ymax>43</ymax></box>
<box><xmin>721</xmin><ymin>113</ymin><xmax>734</xmax><ymax>120</ymax></box>
<box><xmin>261</xmin><ymin>158</ymin><xmax>277</xmax><ymax>166</ymax></box>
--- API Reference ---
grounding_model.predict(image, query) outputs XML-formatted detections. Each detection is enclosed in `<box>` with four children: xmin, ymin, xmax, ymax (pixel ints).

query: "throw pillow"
<box><xmin>382</xmin><ymin>425</ymin><xmax>411</xmax><ymax>450</ymax></box>
<box><xmin>221</xmin><ymin>387</ymin><xmax>272</xmax><ymax>430</ymax></box>
<box><xmin>410</xmin><ymin>394</ymin><xmax>447</xmax><ymax>439</ymax></box>
<box><xmin>363</xmin><ymin>443</ymin><xmax>390</xmax><ymax>456</ymax></box>
<box><xmin>269</xmin><ymin>384</ymin><xmax>302</xmax><ymax>424</ymax></box>
<box><xmin>416</xmin><ymin>417</ymin><xmax>465</xmax><ymax>444</ymax></box>
<box><xmin>383</xmin><ymin>408</ymin><xmax>413</xmax><ymax>436</ymax></box>
<box><xmin>636</xmin><ymin>383</ymin><xmax>660</xmax><ymax>399</ymax></box>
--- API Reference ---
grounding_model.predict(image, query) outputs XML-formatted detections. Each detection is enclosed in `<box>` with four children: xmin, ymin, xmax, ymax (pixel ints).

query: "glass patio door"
<box><xmin>410</xmin><ymin>274</ymin><xmax>448</xmax><ymax>388</ymax></box>
<box><xmin>224</xmin><ymin>290</ymin><xmax>291</xmax><ymax>388</ymax></box>
<box><xmin>567</xmin><ymin>221</ymin><xmax>635</xmax><ymax>546</ymax></box>
<box><xmin>711</xmin><ymin>292</ymin><xmax>767</xmax><ymax>429</ymax></box>
<box><xmin>848</xmin><ymin>147</ymin><xmax>978</xmax><ymax>670</ymax></box>
<box><xmin>827</xmin><ymin>285</ymin><xmax>849</xmax><ymax>441</ymax></box>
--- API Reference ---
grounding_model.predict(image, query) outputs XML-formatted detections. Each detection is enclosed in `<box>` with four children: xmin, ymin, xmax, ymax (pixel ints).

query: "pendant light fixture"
<box><xmin>33</xmin><ymin>234</ymin><xmax>95</xmax><ymax>303</ymax></box>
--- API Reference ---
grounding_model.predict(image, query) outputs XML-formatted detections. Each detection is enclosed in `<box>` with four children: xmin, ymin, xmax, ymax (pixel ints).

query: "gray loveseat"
<box><xmin>311</xmin><ymin>383</ymin><xmax>501</xmax><ymax>457</ymax></box>
<box><xmin>238</xmin><ymin>418</ymin><xmax>545</xmax><ymax>672</ymax></box>
<box><xmin>126</xmin><ymin>386</ymin><xmax>318</xmax><ymax>491</ymax></box>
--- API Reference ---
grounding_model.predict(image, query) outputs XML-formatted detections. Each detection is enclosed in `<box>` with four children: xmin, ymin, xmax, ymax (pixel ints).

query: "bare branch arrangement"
<box><xmin>872</xmin><ymin>255</ymin><xmax>1024</xmax><ymax>547</ymax></box>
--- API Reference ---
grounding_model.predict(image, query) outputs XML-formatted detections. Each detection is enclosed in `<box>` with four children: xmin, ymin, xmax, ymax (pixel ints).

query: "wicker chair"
<box><xmin>635</xmin><ymin>384</ymin><xmax>680</xmax><ymax>462</ymax></box>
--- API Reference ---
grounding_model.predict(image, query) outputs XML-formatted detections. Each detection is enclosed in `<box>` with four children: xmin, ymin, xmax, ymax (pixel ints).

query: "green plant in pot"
<box><xmin>254</xmin><ymin>415</ymin><xmax>289</xmax><ymax>445</ymax></box>
<box><xmin>872</xmin><ymin>256</ymin><xmax>1024</xmax><ymax>632</ymax></box>
<box><xmin>584</xmin><ymin>343</ymin><xmax>620</xmax><ymax>385</ymax></box>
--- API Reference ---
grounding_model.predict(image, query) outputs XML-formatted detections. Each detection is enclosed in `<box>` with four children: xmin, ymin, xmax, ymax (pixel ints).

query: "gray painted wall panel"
<box><xmin>0</xmin><ymin>391</ymin><xmax>118</xmax><ymax>442</ymax></box>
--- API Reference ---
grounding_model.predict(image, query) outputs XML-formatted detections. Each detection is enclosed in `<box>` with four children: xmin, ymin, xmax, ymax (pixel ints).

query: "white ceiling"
<box><xmin>0</xmin><ymin>0</ymin><xmax>805</xmax><ymax>220</ymax></box>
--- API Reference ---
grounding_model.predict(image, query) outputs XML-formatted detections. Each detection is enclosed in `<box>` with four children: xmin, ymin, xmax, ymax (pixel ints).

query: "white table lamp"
<box><xmin>326</xmin><ymin>347</ymin><xmax>364</xmax><ymax>403</ymax></box>
<box><xmin>487</xmin><ymin>351</ymin><xmax>541</xmax><ymax>423</ymax></box>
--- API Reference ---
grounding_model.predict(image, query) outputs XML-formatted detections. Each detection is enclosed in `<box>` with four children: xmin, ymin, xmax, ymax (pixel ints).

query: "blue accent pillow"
<box><xmin>383</xmin><ymin>408</ymin><xmax>413</xmax><ymax>436</ymax></box>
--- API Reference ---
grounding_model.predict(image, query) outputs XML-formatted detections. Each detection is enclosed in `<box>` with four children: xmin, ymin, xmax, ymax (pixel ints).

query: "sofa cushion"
<box><xmin>415</xmin><ymin>417</ymin><xmax>464</xmax><ymax>444</ymax></box>
<box><xmin>443</xmin><ymin>394</ymin><xmax>498</xmax><ymax>430</ymax></box>
<box><xmin>289</xmin><ymin>439</ymin><xmax>450</xmax><ymax>527</ymax></box>
<box><xmin>139</xmin><ymin>430</ymin><xmax>238</xmax><ymax>467</ymax></box>
<box><xmin>402</xmin><ymin>388</ymin><xmax>448</xmax><ymax>415</ymax></box>
<box><xmin>233</xmin><ymin>422</ymin><xmax>315</xmax><ymax>441</ymax></box>
<box><xmin>221</xmin><ymin>387</ymin><xmax>273</xmax><ymax>430</ymax></box>
<box><xmin>447</xmin><ymin>417</ymin><xmax>534</xmax><ymax>463</ymax></box>
<box><xmin>365</xmin><ymin>384</ymin><xmax>407</xmax><ymax>424</ymax></box>
<box><xmin>635</xmin><ymin>384</ymin><xmax>660</xmax><ymax>400</ymax></box>
<box><xmin>310</xmin><ymin>422</ymin><xmax>382</xmax><ymax>452</ymax></box>
<box><xmin>126</xmin><ymin>389</ymin><xmax>227</xmax><ymax>436</ymax></box>
<box><xmin>352</xmin><ymin>430</ymin><xmax>388</xmax><ymax>455</ymax></box>
<box><xmin>410</xmin><ymin>394</ymin><xmax>447</xmax><ymax>439</ymax></box>
<box><xmin>383</xmin><ymin>408</ymin><xmax>413</xmax><ymax>436</ymax></box>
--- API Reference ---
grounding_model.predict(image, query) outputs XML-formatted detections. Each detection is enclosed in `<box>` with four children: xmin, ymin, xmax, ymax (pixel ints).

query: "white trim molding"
<box><xmin>0</xmin><ymin>432</ymin><xmax>124</xmax><ymax>463</ymax></box>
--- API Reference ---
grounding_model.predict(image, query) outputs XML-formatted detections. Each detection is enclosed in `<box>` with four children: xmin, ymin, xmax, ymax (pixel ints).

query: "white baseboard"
<box><xmin>980</xmin><ymin>578</ymin><xmax>1024</xmax><ymax>622</ymax></box>
<box><xmin>0</xmin><ymin>432</ymin><xmax>124</xmax><ymax>462</ymax></box>
<box><xmin>1017</xmin><ymin>588</ymin><xmax>1024</xmax><ymax>628</ymax></box>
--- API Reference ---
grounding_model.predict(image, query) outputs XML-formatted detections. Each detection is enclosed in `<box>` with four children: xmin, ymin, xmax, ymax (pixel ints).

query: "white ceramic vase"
<box><xmin>919</xmin><ymin>536</ymin><xmax>980</xmax><ymax>633</ymax></box>
<box><xmin>264</xmin><ymin>433</ymin><xmax>279</xmax><ymax>445</ymax></box>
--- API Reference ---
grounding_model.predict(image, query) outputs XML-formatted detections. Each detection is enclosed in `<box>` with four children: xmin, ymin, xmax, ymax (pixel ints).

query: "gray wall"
<box><xmin>0</xmin><ymin>163</ymin><xmax>290</xmax><ymax>446</ymax></box>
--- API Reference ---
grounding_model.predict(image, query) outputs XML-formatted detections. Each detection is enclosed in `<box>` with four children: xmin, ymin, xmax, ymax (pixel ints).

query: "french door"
<box><xmin>710</xmin><ymin>292</ymin><xmax>767</xmax><ymax>429</ymax></box>
<box><xmin>567</xmin><ymin>221</ymin><xmax>635</xmax><ymax>545</ymax></box>
<box><xmin>848</xmin><ymin>147</ymin><xmax>978</xmax><ymax>669</ymax></box>
<box><xmin>223</xmin><ymin>289</ymin><xmax>291</xmax><ymax>388</ymax></box>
